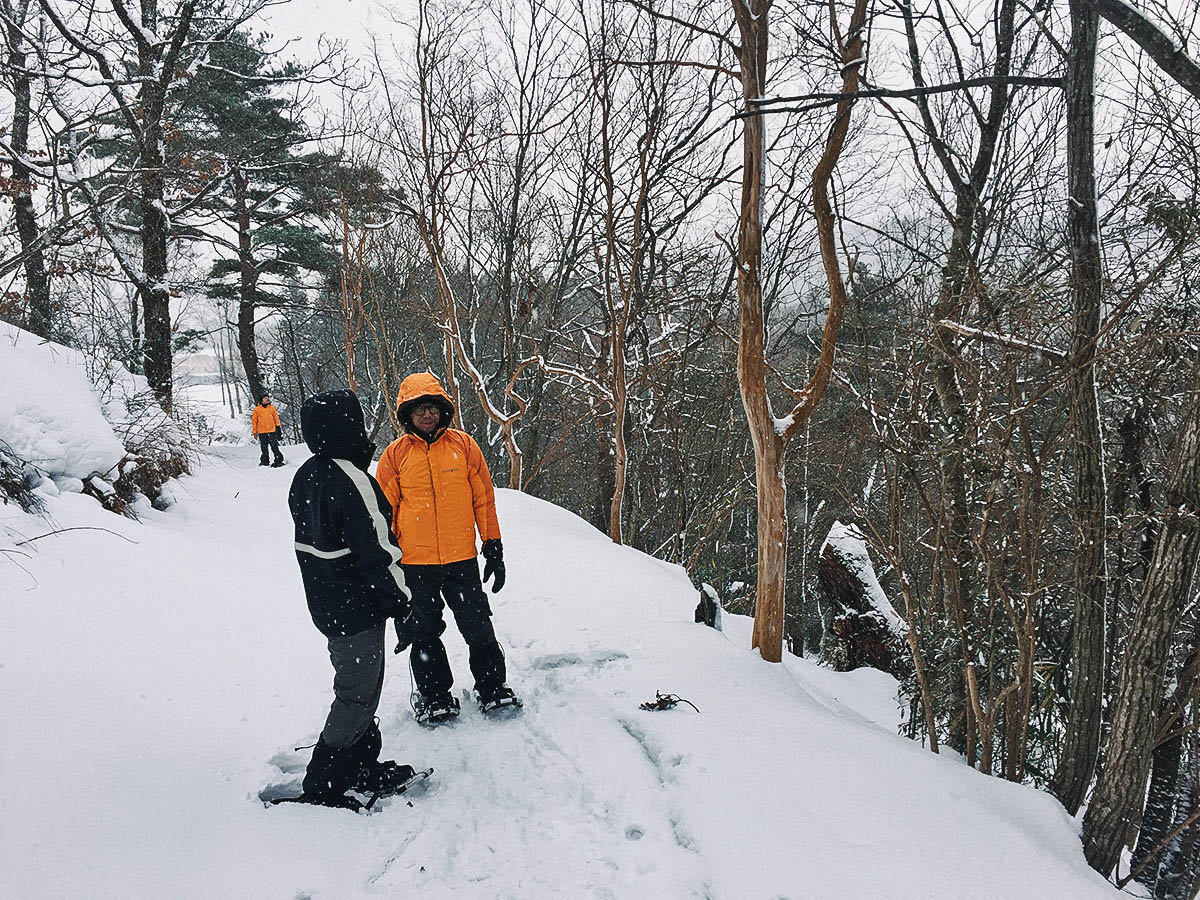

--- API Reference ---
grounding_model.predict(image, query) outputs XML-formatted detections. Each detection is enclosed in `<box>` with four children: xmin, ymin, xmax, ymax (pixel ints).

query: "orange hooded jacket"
<box><xmin>251</xmin><ymin>403</ymin><xmax>281</xmax><ymax>435</ymax></box>
<box><xmin>375</xmin><ymin>373</ymin><xmax>501</xmax><ymax>565</ymax></box>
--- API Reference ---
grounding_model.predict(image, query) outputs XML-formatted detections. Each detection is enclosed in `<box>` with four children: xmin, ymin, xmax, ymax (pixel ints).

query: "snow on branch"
<box><xmin>936</xmin><ymin>319</ymin><xmax>1068</xmax><ymax>364</ymax></box>
<box><xmin>1095</xmin><ymin>0</ymin><xmax>1200</xmax><ymax>103</ymax></box>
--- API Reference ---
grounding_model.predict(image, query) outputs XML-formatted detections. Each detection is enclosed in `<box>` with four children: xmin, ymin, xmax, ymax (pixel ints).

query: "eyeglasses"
<box><xmin>412</xmin><ymin>403</ymin><xmax>441</xmax><ymax>416</ymax></box>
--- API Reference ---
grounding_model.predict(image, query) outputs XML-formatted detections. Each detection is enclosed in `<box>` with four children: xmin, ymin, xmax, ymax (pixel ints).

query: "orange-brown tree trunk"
<box><xmin>734</xmin><ymin>0</ymin><xmax>865</xmax><ymax>662</ymax></box>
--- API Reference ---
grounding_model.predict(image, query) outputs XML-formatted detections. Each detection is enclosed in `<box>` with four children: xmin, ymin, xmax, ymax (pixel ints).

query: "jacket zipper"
<box><xmin>425</xmin><ymin>441</ymin><xmax>440</xmax><ymax>562</ymax></box>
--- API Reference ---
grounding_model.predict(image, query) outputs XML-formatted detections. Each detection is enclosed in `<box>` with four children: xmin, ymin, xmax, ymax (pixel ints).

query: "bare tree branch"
<box><xmin>1096</xmin><ymin>0</ymin><xmax>1200</xmax><ymax>102</ymax></box>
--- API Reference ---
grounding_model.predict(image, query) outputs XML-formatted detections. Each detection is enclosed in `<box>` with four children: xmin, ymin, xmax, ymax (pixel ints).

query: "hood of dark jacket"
<box><xmin>396</xmin><ymin>372</ymin><xmax>455</xmax><ymax>440</ymax></box>
<box><xmin>301</xmin><ymin>390</ymin><xmax>375</xmax><ymax>469</ymax></box>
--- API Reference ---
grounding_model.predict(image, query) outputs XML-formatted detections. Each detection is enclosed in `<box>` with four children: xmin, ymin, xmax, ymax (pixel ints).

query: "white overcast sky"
<box><xmin>259</xmin><ymin>0</ymin><xmax>418</xmax><ymax>65</ymax></box>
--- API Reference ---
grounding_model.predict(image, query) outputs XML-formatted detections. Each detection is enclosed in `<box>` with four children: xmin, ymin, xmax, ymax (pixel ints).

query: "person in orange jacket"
<box><xmin>252</xmin><ymin>394</ymin><xmax>285</xmax><ymax>467</ymax></box>
<box><xmin>375</xmin><ymin>372</ymin><xmax>519</xmax><ymax>723</ymax></box>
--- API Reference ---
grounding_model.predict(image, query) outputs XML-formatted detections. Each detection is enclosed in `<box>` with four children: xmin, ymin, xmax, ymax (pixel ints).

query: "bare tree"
<box><xmin>0</xmin><ymin>0</ymin><xmax>52</xmax><ymax>337</ymax></box>
<box><xmin>732</xmin><ymin>0</ymin><xmax>866</xmax><ymax>662</ymax></box>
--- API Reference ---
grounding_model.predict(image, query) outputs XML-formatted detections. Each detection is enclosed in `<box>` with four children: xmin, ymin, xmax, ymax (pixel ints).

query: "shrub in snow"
<box><xmin>89</xmin><ymin>359</ymin><xmax>192</xmax><ymax>511</ymax></box>
<box><xmin>0</xmin><ymin>439</ymin><xmax>43</xmax><ymax>513</ymax></box>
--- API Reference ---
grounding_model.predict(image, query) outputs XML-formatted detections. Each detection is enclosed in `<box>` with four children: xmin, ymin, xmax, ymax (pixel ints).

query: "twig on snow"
<box><xmin>639</xmin><ymin>691</ymin><xmax>701</xmax><ymax>713</ymax></box>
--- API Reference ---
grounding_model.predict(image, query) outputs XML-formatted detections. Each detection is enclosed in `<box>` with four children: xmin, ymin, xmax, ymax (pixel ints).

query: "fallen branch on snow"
<box><xmin>639</xmin><ymin>692</ymin><xmax>700</xmax><ymax>713</ymax></box>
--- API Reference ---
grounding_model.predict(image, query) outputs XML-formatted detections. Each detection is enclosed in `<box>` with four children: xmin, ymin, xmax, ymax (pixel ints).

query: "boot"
<box><xmin>302</xmin><ymin>737</ymin><xmax>356</xmax><ymax>803</ymax></box>
<box><xmin>476</xmin><ymin>683</ymin><xmax>522</xmax><ymax>713</ymax></box>
<box><xmin>353</xmin><ymin>760</ymin><xmax>418</xmax><ymax>796</ymax></box>
<box><xmin>413</xmin><ymin>692</ymin><xmax>460</xmax><ymax>725</ymax></box>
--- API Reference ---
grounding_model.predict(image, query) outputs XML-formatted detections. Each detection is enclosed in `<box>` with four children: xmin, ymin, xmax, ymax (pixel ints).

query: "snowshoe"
<box><xmin>260</xmin><ymin>786</ymin><xmax>366</xmax><ymax>812</ymax></box>
<box><xmin>477</xmin><ymin>684</ymin><xmax>523</xmax><ymax>715</ymax></box>
<box><xmin>260</xmin><ymin>768</ymin><xmax>432</xmax><ymax>812</ymax></box>
<box><xmin>354</xmin><ymin>761</ymin><xmax>433</xmax><ymax>798</ymax></box>
<box><xmin>371</xmin><ymin>765</ymin><xmax>432</xmax><ymax>798</ymax></box>
<box><xmin>414</xmin><ymin>692</ymin><xmax>460</xmax><ymax>726</ymax></box>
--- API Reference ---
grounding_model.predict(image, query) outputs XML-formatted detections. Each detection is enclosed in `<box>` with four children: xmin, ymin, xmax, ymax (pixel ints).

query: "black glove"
<box><xmin>481</xmin><ymin>538</ymin><xmax>505</xmax><ymax>594</ymax></box>
<box><xmin>393</xmin><ymin>611</ymin><xmax>414</xmax><ymax>654</ymax></box>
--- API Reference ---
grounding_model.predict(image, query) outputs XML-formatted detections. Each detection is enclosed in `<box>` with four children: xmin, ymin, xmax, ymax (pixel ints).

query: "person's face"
<box><xmin>411</xmin><ymin>401</ymin><xmax>441</xmax><ymax>432</ymax></box>
<box><xmin>261</xmin><ymin>396</ymin><xmax>271</xmax><ymax>406</ymax></box>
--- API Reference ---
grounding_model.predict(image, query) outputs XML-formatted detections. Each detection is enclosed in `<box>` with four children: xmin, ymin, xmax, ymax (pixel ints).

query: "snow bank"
<box><xmin>0</xmin><ymin>322</ymin><xmax>125</xmax><ymax>480</ymax></box>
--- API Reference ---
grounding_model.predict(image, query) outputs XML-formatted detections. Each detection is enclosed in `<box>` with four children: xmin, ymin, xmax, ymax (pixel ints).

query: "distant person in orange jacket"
<box><xmin>375</xmin><ymin>372</ymin><xmax>519</xmax><ymax>723</ymax></box>
<box><xmin>252</xmin><ymin>394</ymin><xmax>285</xmax><ymax>468</ymax></box>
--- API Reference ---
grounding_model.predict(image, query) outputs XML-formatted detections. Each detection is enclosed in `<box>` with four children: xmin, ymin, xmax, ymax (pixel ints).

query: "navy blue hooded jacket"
<box><xmin>288</xmin><ymin>390</ymin><xmax>409</xmax><ymax>638</ymax></box>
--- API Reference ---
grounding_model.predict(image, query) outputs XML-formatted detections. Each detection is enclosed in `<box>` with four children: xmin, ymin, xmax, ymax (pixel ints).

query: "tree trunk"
<box><xmin>902</xmin><ymin>0</ymin><xmax>1018</xmax><ymax>757</ymax></box>
<box><xmin>1052</xmin><ymin>0</ymin><xmax>1108</xmax><ymax>817</ymax></box>
<box><xmin>503</xmin><ymin>420</ymin><xmax>522</xmax><ymax>490</ymax></box>
<box><xmin>129</xmin><ymin>292</ymin><xmax>141</xmax><ymax>375</ymax></box>
<box><xmin>136</xmin><ymin>0</ymin><xmax>173</xmax><ymax>410</ymax></box>
<box><xmin>732</xmin><ymin>0</ymin><xmax>786</xmax><ymax>663</ymax></box>
<box><xmin>734</xmin><ymin>0</ymin><xmax>860</xmax><ymax>661</ymax></box>
<box><xmin>287</xmin><ymin>318</ymin><xmax>306</xmax><ymax>437</ymax></box>
<box><xmin>1082</xmin><ymin>354</ymin><xmax>1200</xmax><ymax>874</ymax></box>
<box><xmin>338</xmin><ymin>206</ymin><xmax>360</xmax><ymax>392</ymax></box>
<box><xmin>232</xmin><ymin>168</ymin><xmax>265</xmax><ymax>403</ymax></box>
<box><xmin>1133</xmin><ymin>727</ymin><xmax>1184</xmax><ymax>892</ymax></box>
<box><xmin>930</xmin><ymin>239</ymin><xmax>976</xmax><ymax>756</ymax></box>
<box><xmin>749</xmin><ymin>434</ymin><xmax>787</xmax><ymax>661</ymax></box>
<box><xmin>609</xmin><ymin>368</ymin><xmax>627</xmax><ymax>544</ymax></box>
<box><xmin>3</xmin><ymin>0</ymin><xmax>51</xmax><ymax>339</ymax></box>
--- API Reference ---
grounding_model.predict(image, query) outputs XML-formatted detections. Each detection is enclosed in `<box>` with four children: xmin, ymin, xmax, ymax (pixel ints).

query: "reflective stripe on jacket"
<box><xmin>289</xmin><ymin>390</ymin><xmax>408</xmax><ymax>638</ymax></box>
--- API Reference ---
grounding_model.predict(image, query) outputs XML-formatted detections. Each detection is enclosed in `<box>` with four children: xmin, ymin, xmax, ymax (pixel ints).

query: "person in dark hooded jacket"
<box><xmin>287</xmin><ymin>389</ymin><xmax>420</xmax><ymax>806</ymax></box>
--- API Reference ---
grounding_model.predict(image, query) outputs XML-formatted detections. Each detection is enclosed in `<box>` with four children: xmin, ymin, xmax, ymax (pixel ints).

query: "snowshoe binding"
<box><xmin>260</xmin><ymin>767</ymin><xmax>433</xmax><ymax>812</ymax></box>
<box><xmin>477</xmin><ymin>684</ymin><xmax>523</xmax><ymax>715</ymax></box>
<box><xmin>354</xmin><ymin>761</ymin><xmax>433</xmax><ymax>798</ymax></box>
<box><xmin>413</xmin><ymin>692</ymin><xmax>460</xmax><ymax>726</ymax></box>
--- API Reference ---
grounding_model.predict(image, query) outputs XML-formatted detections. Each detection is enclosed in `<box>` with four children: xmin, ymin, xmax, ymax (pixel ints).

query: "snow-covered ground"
<box><xmin>1</xmin><ymin>445</ymin><xmax>1117</xmax><ymax>899</ymax></box>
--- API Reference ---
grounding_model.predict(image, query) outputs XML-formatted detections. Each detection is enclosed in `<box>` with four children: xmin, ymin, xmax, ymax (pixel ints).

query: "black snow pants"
<box><xmin>303</xmin><ymin>625</ymin><xmax>385</xmax><ymax>798</ymax></box>
<box><xmin>403</xmin><ymin>558</ymin><xmax>505</xmax><ymax>699</ymax></box>
<box><xmin>259</xmin><ymin>431</ymin><xmax>284</xmax><ymax>465</ymax></box>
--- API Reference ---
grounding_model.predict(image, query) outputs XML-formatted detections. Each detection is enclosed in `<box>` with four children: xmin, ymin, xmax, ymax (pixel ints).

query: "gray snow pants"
<box><xmin>320</xmin><ymin>625</ymin><xmax>385</xmax><ymax>750</ymax></box>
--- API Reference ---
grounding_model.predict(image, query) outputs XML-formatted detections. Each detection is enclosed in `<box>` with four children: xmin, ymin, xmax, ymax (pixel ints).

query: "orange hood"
<box><xmin>396</xmin><ymin>373</ymin><xmax>455</xmax><ymax>436</ymax></box>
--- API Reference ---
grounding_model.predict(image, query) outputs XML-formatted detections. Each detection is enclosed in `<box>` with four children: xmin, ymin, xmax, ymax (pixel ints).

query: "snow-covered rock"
<box><xmin>1</xmin><ymin>322</ymin><xmax>189</xmax><ymax>513</ymax></box>
<box><xmin>822</xmin><ymin>519</ymin><xmax>907</xmax><ymax>637</ymax></box>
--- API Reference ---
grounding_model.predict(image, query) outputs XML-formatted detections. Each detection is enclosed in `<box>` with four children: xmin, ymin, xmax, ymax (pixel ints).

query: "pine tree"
<box><xmin>184</xmin><ymin>30</ymin><xmax>333</xmax><ymax>403</ymax></box>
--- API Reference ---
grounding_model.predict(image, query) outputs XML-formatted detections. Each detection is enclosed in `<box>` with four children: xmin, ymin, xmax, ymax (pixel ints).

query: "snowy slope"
<box><xmin>0</xmin><ymin>446</ymin><xmax>1116</xmax><ymax>899</ymax></box>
